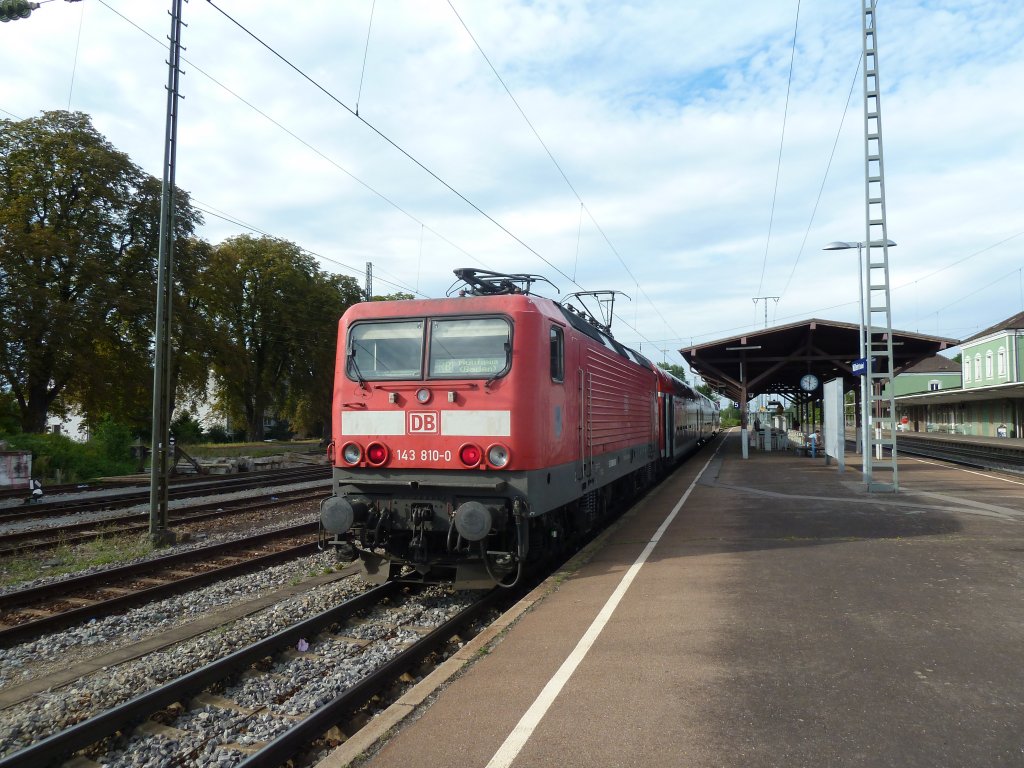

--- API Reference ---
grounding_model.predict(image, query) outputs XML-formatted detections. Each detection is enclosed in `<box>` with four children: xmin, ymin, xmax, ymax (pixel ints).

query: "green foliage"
<box><xmin>0</xmin><ymin>425</ymin><xmax>135</xmax><ymax>481</ymax></box>
<box><xmin>264</xmin><ymin>418</ymin><xmax>294</xmax><ymax>441</ymax></box>
<box><xmin>373</xmin><ymin>292</ymin><xmax>415</xmax><ymax>301</ymax></box>
<box><xmin>204</xmin><ymin>424</ymin><xmax>244</xmax><ymax>444</ymax></box>
<box><xmin>170</xmin><ymin>411</ymin><xmax>205</xmax><ymax>445</ymax></box>
<box><xmin>719</xmin><ymin>404</ymin><xmax>741</xmax><ymax>427</ymax></box>
<box><xmin>657</xmin><ymin>363</ymin><xmax>688</xmax><ymax>382</ymax></box>
<box><xmin>0</xmin><ymin>110</ymin><xmax>203</xmax><ymax>433</ymax></box>
<box><xmin>202</xmin><ymin>235</ymin><xmax>362</xmax><ymax>440</ymax></box>
<box><xmin>0</xmin><ymin>390</ymin><xmax>19</xmax><ymax>434</ymax></box>
<box><xmin>695</xmin><ymin>382</ymin><xmax>720</xmax><ymax>403</ymax></box>
<box><xmin>90</xmin><ymin>416</ymin><xmax>134</xmax><ymax>462</ymax></box>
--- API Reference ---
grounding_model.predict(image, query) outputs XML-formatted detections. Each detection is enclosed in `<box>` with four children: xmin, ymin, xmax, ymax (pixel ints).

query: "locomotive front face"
<box><xmin>324</xmin><ymin>304</ymin><xmax>534</xmax><ymax>587</ymax></box>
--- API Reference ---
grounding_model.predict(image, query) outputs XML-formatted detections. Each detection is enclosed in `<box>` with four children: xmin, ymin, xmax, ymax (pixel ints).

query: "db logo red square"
<box><xmin>408</xmin><ymin>411</ymin><xmax>439</xmax><ymax>434</ymax></box>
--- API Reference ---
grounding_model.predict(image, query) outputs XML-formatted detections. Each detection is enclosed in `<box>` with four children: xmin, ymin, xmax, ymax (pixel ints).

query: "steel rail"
<box><xmin>895</xmin><ymin>436</ymin><xmax>1024</xmax><ymax>472</ymax></box>
<box><xmin>235</xmin><ymin>587</ymin><xmax>503</xmax><ymax>768</ymax></box>
<box><xmin>0</xmin><ymin>487</ymin><xmax>322</xmax><ymax>555</ymax></box>
<box><xmin>0</xmin><ymin>522</ymin><xmax>319</xmax><ymax>646</ymax></box>
<box><xmin>0</xmin><ymin>583</ymin><xmax>398</xmax><ymax>768</ymax></box>
<box><xmin>0</xmin><ymin>466</ymin><xmax>329</xmax><ymax>522</ymax></box>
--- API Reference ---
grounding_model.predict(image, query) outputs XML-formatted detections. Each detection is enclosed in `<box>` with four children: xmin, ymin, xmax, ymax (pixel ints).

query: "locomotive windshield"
<box><xmin>348</xmin><ymin>320</ymin><xmax>424</xmax><ymax>380</ymax></box>
<box><xmin>429</xmin><ymin>317</ymin><xmax>510</xmax><ymax>377</ymax></box>
<box><xmin>346</xmin><ymin>316</ymin><xmax>512</xmax><ymax>381</ymax></box>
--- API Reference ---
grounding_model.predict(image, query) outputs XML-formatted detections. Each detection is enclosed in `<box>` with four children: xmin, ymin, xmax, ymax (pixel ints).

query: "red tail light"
<box><xmin>459</xmin><ymin>443</ymin><xmax>482</xmax><ymax>467</ymax></box>
<box><xmin>366</xmin><ymin>442</ymin><xmax>389</xmax><ymax>466</ymax></box>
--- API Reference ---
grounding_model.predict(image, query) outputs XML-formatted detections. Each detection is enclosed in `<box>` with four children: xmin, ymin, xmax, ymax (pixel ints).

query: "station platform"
<box><xmin>323</xmin><ymin>429</ymin><xmax>1024</xmax><ymax>768</ymax></box>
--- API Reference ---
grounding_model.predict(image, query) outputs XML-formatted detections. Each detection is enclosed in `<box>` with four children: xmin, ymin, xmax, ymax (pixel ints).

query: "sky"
<box><xmin>2</xmin><ymin>0</ymin><xmax>1023</xmax><ymax>372</ymax></box>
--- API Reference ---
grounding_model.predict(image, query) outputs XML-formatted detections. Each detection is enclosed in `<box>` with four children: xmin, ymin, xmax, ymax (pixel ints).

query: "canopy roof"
<box><xmin>681</xmin><ymin>318</ymin><xmax>957</xmax><ymax>404</ymax></box>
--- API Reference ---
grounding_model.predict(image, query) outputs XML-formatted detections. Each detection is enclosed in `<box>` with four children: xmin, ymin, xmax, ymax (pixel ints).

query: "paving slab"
<box><xmin>332</xmin><ymin>431</ymin><xmax>1024</xmax><ymax>768</ymax></box>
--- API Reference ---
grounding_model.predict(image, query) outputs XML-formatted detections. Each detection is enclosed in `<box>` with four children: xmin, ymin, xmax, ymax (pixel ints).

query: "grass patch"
<box><xmin>0</xmin><ymin>531</ymin><xmax>154</xmax><ymax>589</ymax></box>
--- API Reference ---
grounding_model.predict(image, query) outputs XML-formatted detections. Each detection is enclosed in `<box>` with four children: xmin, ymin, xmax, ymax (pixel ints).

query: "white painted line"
<box><xmin>485</xmin><ymin>436</ymin><xmax>725</xmax><ymax>768</ymax></box>
<box><xmin>908</xmin><ymin>457</ymin><xmax>1024</xmax><ymax>486</ymax></box>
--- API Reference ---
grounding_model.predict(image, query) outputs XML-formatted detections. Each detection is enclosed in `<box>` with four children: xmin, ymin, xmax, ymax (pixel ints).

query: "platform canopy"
<box><xmin>680</xmin><ymin>318</ymin><xmax>957</xmax><ymax>404</ymax></box>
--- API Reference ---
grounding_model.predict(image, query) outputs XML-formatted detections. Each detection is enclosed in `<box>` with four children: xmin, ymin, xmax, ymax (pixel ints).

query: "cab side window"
<box><xmin>550</xmin><ymin>326</ymin><xmax>564</xmax><ymax>382</ymax></box>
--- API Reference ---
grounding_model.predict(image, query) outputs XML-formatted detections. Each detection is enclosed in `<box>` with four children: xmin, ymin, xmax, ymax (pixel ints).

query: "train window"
<box><xmin>550</xmin><ymin>326</ymin><xmax>564</xmax><ymax>382</ymax></box>
<box><xmin>429</xmin><ymin>317</ymin><xmax>511</xmax><ymax>378</ymax></box>
<box><xmin>348</xmin><ymin>320</ymin><xmax>424</xmax><ymax>380</ymax></box>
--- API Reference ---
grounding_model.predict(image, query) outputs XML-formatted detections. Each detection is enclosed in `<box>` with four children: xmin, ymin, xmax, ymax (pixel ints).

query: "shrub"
<box><xmin>170</xmin><ymin>411</ymin><xmax>205</xmax><ymax>445</ymax></box>
<box><xmin>1</xmin><ymin>419</ymin><xmax>136</xmax><ymax>482</ymax></box>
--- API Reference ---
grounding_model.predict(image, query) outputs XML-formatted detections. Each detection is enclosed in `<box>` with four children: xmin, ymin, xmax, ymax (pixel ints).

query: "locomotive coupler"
<box><xmin>408</xmin><ymin>504</ymin><xmax>435</xmax><ymax>564</ymax></box>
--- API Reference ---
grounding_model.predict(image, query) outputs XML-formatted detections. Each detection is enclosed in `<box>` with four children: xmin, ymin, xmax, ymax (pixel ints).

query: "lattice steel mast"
<box><xmin>861</xmin><ymin>0</ymin><xmax>898</xmax><ymax>492</ymax></box>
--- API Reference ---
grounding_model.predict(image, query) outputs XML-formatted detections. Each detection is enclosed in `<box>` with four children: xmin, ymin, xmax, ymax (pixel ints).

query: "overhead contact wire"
<box><xmin>205</xmin><ymin>0</ymin><xmax>576</xmax><ymax>288</ymax></box>
<box><xmin>94</xmin><ymin>0</ymin><xmax>486</xmax><ymax>274</ymax></box>
<box><xmin>448</xmin><ymin>0</ymin><xmax>684</xmax><ymax>348</ymax></box>
<box><xmin>355</xmin><ymin>0</ymin><xmax>376</xmax><ymax>115</ymax></box>
<box><xmin>777</xmin><ymin>51</ymin><xmax>862</xmax><ymax>307</ymax></box>
<box><xmin>757</xmin><ymin>0</ymin><xmax>801</xmax><ymax>298</ymax></box>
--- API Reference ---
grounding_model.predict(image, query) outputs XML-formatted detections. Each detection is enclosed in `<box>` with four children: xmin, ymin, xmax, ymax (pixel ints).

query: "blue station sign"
<box><xmin>851</xmin><ymin>357</ymin><xmax>875</xmax><ymax>376</ymax></box>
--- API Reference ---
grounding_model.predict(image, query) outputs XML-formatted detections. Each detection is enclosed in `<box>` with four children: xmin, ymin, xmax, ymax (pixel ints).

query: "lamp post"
<box><xmin>823</xmin><ymin>239</ymin><xmax>896</xmax><ymax>483</ymax></box>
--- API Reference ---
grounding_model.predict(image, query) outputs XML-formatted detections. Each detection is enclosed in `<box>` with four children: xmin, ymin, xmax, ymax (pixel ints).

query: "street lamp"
<box><xmin>823</xmin><ymin>239</ymin><xmax>896</xmax><ymax>482</ymax></box>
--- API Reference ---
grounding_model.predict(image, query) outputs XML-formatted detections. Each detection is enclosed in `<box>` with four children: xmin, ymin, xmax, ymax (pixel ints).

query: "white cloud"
<box><xmin>2</xmin><ymin>0</ymin><xmax>1022</xmax><ymax>368</ymax></box>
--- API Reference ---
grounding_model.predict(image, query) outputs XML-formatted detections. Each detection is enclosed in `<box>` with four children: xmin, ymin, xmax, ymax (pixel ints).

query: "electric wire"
<box><xmin>447</xmin><ymin>0</ymin><xmax>685</xmax><ymax>352</ymax></box>
<box><xmin>66</xmin><ymin>0</ymin><xmax>86</xmax><ymax>109</ymax></box>
<box><xmin>93</xmin><ymin>0</ymin><xmax>487</xmax><ymax>275</ymax></box>
<box><xmin>204</xmin><ymin>0</ymin><xmax>577</xmax><ymax>288</ymax></box>
<box><xmin>355</xmin><ymin>0</ymin><xmax>376</xmax><ymax>116</ymax></box>
<box><xmin>193</xmin><ymin>201</ymin><xmax>427</xmax><ymax>297</ymax></box>
<box><xmin>775</xmin><ymin>52</ymin><xmax>862</xmax><ymax>315</ymax></box>
<box><xmin>756</xmin><ymin>0</ymin><xmax>801</xmax><ymax>298</ymax></box>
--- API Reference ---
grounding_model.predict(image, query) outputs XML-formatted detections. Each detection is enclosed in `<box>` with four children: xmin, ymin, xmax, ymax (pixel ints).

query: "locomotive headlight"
<box><xmin>487</xmin><ymin>444</ymin><xmax>510</xmax><ymax>468</ymax></box>
<box><xmin>342</xmin><ymin>442</ymin><xmax>362</xmax><ymax>465</ymax></box>
<box><xmin>415</xmin><ymin>387</ymin><xmax>431</xmax><ymax>404</ymax></box>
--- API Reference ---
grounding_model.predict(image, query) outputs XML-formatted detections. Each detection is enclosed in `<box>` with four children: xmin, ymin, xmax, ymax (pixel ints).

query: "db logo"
<box><xmin>408</xmin><ymin>411</ymin><xmax>439</xmax><ymax>434</ymax></box>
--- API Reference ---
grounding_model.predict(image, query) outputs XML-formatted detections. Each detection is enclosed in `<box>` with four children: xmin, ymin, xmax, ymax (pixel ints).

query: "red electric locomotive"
<box><xmin>319</xmin><ymin>269</ymin><xmax>716</xmax><ymax>587</ymax></box>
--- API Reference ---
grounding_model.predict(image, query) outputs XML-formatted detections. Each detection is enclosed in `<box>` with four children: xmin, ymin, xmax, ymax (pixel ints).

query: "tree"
<box><xmin>282</xmin><ymin>272</ymin><xmax>363</xmax><ymax>438</ymax></box>
<box><xmin>657</xmin><ymin>363</ymin><xmax>688</xmax><ymax>382</ymax></box>
<box><xmin>695</xmin><ymin>382</ymin><xmax>720</xmax><ymax>403</ymax></box>
<box><xmin>373</xmin><ymin>292</ymin><xmax>415</xmax><ymax>301</ymax></box>
<box><xmin>202</xmin><ymin>235</ymin><xmax>361</xmax><ymax>441</ymax></box>
<box><xmin>0</xmin><ymin>111</ymin><xmax>201</xmax><ymax>432</ymax></box>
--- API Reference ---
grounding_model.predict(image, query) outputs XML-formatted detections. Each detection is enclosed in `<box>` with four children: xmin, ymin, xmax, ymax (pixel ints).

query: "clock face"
<box><xmin>799</xmin><ymin>373</ymin><xmax>819</xmax><ymax>392</ymax></box>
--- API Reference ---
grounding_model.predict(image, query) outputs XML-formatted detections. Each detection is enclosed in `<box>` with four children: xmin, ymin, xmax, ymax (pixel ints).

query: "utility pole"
<box><xmin>149</xmin><ymin>0</ymin><xmax>186</xmax><ymax>545</ymax></box>
<box><xmin>365</xmin><ymin>261</ymin><xmax>373</xmax><ymax>301</ymax></box>
<box><xmin>752</xmin><ymin>296</ymin><xmax>779</xmax><ymax>328</ymax></box>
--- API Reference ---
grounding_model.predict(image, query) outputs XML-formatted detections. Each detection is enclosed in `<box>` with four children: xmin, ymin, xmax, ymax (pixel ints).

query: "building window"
<box><xmin>964</xmin><ymin>362</ymin><xmax>971</xmax><ymax>383</ymax></box>
<box><xmin>985</xmin><ymin>351</ymin><xmax>994</xmax><ymax>379</ymax></box>
<box><xmin>974</xmin><ymin>354</ymin><xmax>982</xmax><ymax>382</ymax></box>
<box><xmin>997</xmin><ymin>346</ymin><xmax>1006</xmax><ymax>377</ymax></box>
<box><xmin>928</xmin><ymin>380</ymin><xmax>941</xmax><ymax>391</ymax></box>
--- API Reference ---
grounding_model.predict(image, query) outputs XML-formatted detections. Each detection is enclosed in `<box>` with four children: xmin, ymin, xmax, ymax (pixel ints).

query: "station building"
<box><xmin>895</xmin><ymin>311</ymin><xmax>1024</xmax><ymax>438</ymax></box>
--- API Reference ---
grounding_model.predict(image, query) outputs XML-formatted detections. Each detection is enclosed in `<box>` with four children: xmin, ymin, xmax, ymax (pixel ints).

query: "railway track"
<box><xmin>0</xmin><ymin>487</ymin><xmax>323</xmax><ymax>555</ymax></box>
<box><xmin>895</xmin><ymin>434</ymin><xmax>1024</xmax><ymax>472</ymax></box>
<box><xmin>0</xmin><ymin>583</ymin><xmax>502</xmax><ymax>768</ymax></box>
<box><xmin>0</xmin><ymin>465</ymin><xmax>330</xmax><ymax>522</ymax></box>
<box><xmin>0</xmin><ymin>521</ymin><xmax>319</xmax><ymax>647</ymax></box>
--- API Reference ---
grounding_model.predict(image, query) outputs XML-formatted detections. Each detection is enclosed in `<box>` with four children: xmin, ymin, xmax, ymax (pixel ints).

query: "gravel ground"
<box><xmin>0</xmin><ymin>471</ymin><xmax>485</xmax><ymax>766</ymax></box>
<box><xmin>0</xmin><ymin>579</ymin><xmax>477</xmax><ymax>767</ymax></box>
